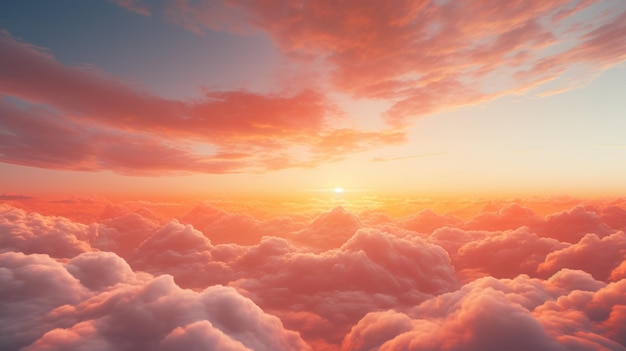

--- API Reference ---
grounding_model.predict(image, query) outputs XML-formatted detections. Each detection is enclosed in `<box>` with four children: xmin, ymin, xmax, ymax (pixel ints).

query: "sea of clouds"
<box><xmin>1</xmin><ymin>200</ymin><xmax>625</xmax><ymax>350</ymax></box>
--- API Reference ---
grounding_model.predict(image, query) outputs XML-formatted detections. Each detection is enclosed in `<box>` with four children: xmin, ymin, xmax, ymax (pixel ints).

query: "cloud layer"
<box><xmin>2</xmin><ymin>198</ymin><xmax>625</xmax><ymax>350</ymax></box>
<box><xmin>165</xmin><ymin>0</ymin><xmax>626</xmax><ymax>124</ymax></box>
<box><xmin>0</xmin><ymin>30</ymin><xmax>402</xmax><ymax>175</ymax></box>
<box><xmin>2</xmin><ymin>0</ymin><xmax>625</xmax><ymax>175</ymax></box>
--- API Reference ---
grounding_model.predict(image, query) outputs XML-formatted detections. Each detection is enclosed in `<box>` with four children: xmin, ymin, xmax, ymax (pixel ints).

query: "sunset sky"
<box><xmin>2</xmin><ymin>2</ymin><xmax>626</xmax><ymax>351</ymax></box>
<box><xmin>1</xmin><ymin>0</ymin><xmax>624</xmax><ymax>199</ymax></box>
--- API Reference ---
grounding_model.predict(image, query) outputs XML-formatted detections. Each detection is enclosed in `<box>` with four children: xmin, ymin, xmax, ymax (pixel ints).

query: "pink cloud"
<box><xmin>25</xmin><ymin>275</ymin><xmax>310</xmax><ymax>351</ymax></box>
<box><xmin>231</xmin><ymin>228</ymin><xmax>458</xmax><ymax>346</ymax></box>
<box><xmin>0</xmin><ymin>32</ymin><xmax>402</xmax><ymax>174</ymax></box>
<box><xmin>609</xmin><ymin>260</ymin><xmax>626</xmax><ymax>282</ymax></box>
<box><xmin>1</xmin><ymin>248</ymin><xmax>310</xmax><ymax>350</ymax></box>
<box><xmin>538</xmin><ymin>231</ymin><xmax>626</xmax><ymax>281</ymax></box>
<box><xmin>157</xmin><ymin>321</ymin><xmax>253</xmax><ymax>351</ymax></box>
<box><xmin>540</xmin><ymin>206</ymin><xmax>614</xmax><ymax>243</ymax></box>
<box><xmin>344</xmin><ymin>270</ymin><xmax>626</xmax><ymax>350</ymax></box>
<box><xmin>464</xmin><ymin>203</ymin><xmax>543</xmax><ymax>232</ymax></box>
<box><xmin>180</xmin><ymin>203</ymin><xmax>267</xmax><ymax>245</ymax></box>
<box><xmin>3</xmin><ymin>2</ymin><xmax>623</xmax><ymax>177</ymax></box>
<box><xmin>130</xmin><ymin>220</ymin><xmax>214</xmax><ymax>273</ymax></box>
<box><xmin>398</xmin><ymin>208</ymin><xmax>463</xmax><ymax>234</ymax></box>
<box><xmin>164</xmin><ymin>0</ymin><xmax>626</xmax><ymax>124</ymax></box>
<box><xmin>2</xmin><ymin>201</ymin><xmax>626</xmax><ymax>349</ymax></box>
<box><xmin>66</xmin><ymin>251</ymin><xmax>138</xmax><ymax>291</ymax></box>
<box><xmin>340</xmin><ymin>311</ymin><xmax>414</xmax><ymax>351</ymax></box>
<box><xmin>534</xmin><ymin>278</ymin><xmax>626</xmax><ymax>349</ymax></box>
<box><xmin>0</xmin><ymin>252</ymin><xmax>89</xmax><ymax>350</ymax></box>
<box><xmin>91</xmin><ymin>212</ymin><xmax>161</xmax><ymax>258</ymax></box>
<box><xmin>108</xmin><ymin>0</ymin><xmax>151</xmax><ymax>16</ymax></box>
<box><xmin>0</xmin><ymin>99</ymin><xmax>247</xmax><ymax>174</ymax></box>
<box><xmin>343</xmin><ymin>275</ymin><xmax>563</xmax><ymax>351</ymax></box>
<box><xmin>0</xmin><ymin>204</ymin><xmax>92</xmax><ymax>258</ymax></box>
<box><xmin>455</xmin><ymin>227</ymin><xmax>568</xmax><ymax>279</ymax></box>
<box><xmin>598</xmin><ymin>205</ymin><xmax>626</xmax><ymax>232</ymax></box>
<box><xmin>292</xmin><ymin>206</ymin><xmax>362</xmax><ymax>251</ymax></box>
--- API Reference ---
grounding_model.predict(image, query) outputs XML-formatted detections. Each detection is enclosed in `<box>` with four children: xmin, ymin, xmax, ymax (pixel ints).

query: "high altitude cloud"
<box><xmin>165</xmin><ymin>0</ymin><xmax>626</xmax><ymax>125</ymax></box>
<box><xmin>0</xmin><ymin>31</ymin><xmax>402</xmax><ymax>175</ymax></box>
<box><xmin>4</xmin><ymin>1</ymin><xmax>625</xmax><ymax>176</ymax></box>
<box><xmin>2</xmin><ymin>199</ymin><xmax>625</xmax><ymax>349</ymax></box>
<box><xmin>109</xmin><ymin>0</ymin><xmax>150</xmax><ymax>16</ymax></box>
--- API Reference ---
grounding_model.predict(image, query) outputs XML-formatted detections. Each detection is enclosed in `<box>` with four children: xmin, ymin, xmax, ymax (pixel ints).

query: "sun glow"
<box><xmin>334</xmin><ymin>187</ymin><xmax>344</xmax><ymax>193</ymax></box>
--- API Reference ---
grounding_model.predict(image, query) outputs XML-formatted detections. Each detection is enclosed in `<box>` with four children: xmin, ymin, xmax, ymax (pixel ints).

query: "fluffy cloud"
<box><xmin>534</xmin><ymin>278</ymin><xmax>626</xmax><ymax>349</ymax></box>
<box><xmin>610</xmin><ymin>260</ymin><xmax>626</xmax><ymax>282</ymax></box>
<box><xmin>0</xmin><ymin>204</ymin><xmax>92</xmax><ymax>258</ymax></box>
<box><xmin>0</xmin><ymin>252</ymin><xmax>90</xmax><ymax>350</ymax></box>
<box><xmin>343</xmin><ymin>271</ymin><xmax>626</xmax><ymax>351</ymax></box>
<box><xmin>126</xmin><ymin>212</ymin><xmax>458</xmax><ymax>346</ymax></box>
<box><xmin>24</xmin><ymin>276</ymin><xmax>312</xmax><ymax>351</ymax></box>
<box><xmin>454</xmin><ymin>227</ymin><xmax>568</xmax><ymax>279</ymax></box>
<box><xmin>538</xmin><ymin>231</ymin><xmax>626</xmax><ymax>281</ymax></box>
<box><xmin>2</xmin><ymin>200</ymin><xmax>626</xmax><ymax>350</ymax></box>
<box><xmin>180</xmin><ymin>203</ymin><xmax>267</xmax><ymax>245</ymax></box>
<box><xmin>231</xmin><ymin>228</ymin><xmax>458</xmax><ymax>347</ymax></box>
<box><xmin>90</xmin><ymin>212</ymin><xmax>160</xmax><ymax>258</ymax></box>
<box><xmin>66</xmin><ymin>251</ymin><xmax>138</xmax><ymax>291</ymax></box>
<box><xmin>539</xmin><ymin>206</ymin><xmax>615</xmax><ymax>243</ymax></box>
<box><xmin>398</xmin><ymin>208</ymin><xmax>462</xmax><ymax>234</ymax></box>
<box><xmin>292</xmin><ymin>206</ymin><xmax>362</xmax><ymax>251</ymax></box>
<box><xmin>464</xmin><ymin>203</ymin><xmax>543</xmax><ymax>232</ymax></box>
<box><xmin>1</xmin><ymin>249</ymin><xmax>310</xmax><ymax>351</ymax></box>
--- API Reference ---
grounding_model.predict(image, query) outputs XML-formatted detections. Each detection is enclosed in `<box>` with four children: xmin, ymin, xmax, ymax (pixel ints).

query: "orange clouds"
<box><xmin>2</xmin><ymin>198</ymin><xmax>625</xmax><ymax>349</ymax></box>
<box><xmin>0</xmin><ymin>31</ymin><xmax>402</xmax><ymax>175</ymax></box>
<box><xmin>3</xmin><ymin>0</ymin><xmax>625</xmax><ymax>176</ymax></box>
<box><xmin>166</xmin><ymin>0</ymin><xmax>626</xmax><ymax>125</ymax></box>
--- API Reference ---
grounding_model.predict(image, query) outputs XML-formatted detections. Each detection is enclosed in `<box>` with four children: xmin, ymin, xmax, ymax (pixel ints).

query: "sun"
<box><xmin>334</xmin><ymin>187</ymin><xmax>344</xmax><ymax>194</ymax></box>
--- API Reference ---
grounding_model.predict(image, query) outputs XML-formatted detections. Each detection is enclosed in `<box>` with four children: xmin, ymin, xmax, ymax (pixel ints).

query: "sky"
<box><xmin>1</xmin><ymin>1</ymin><xmax>626</xmax><ymax>351</ymax></box>
<box><xmin>0</xmin><ymin>0</ymin><xmax>624</xmax><ymax>199</ymax></box>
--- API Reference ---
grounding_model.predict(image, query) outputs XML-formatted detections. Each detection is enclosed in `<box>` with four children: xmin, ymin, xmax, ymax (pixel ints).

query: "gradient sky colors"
<box><xmin>2</xmin><ymin>2</ymin><xmax>626</xmax><ymax>351</ymax></box>
<box><xmin>1</xmin><ymin>0</ymin><xmax>625</xmax><ymax>198</ymax></box>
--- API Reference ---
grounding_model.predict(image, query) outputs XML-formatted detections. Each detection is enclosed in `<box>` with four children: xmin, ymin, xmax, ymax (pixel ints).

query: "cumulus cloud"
<box><xmin>398</xmin><ymin>208</ymin><xmax>463</xmax><ymax>234</ymax></box>
<box><xmin>341</xmin><ymin>276</ymin><xmax>557</xmax><ymax>351</ymax></box>
<box><xmin>1</xmin><ymin>248</ymin><xmax>310</xmax><ymax>351</ymax></box>
<box><xmin>538</xmin><ymin>231</ymin><xmax>626</xmax><ymax>281</ymax></box>
<box><xmin>540</xmin><ymin>206</ymin><xmax>615</xmax><ymax>243</ymax></box>
<box><xmin>66</xmin><ymin>251</ymin><xmax>138</xmax><ymax>291</ymax></box>
<box><xmin>0</xmin><ymin>204</ymin><xmax>92</xmax><ymax>258</ymax></box>
<box><xmin>343</xmin><ymin>271</ymin><xmax>626</xmax><ymax>351</ymax></box>
<box><xmin>454</xmin><ymin>227</ymin><xmax>568</xmax><ymax>279</ymax></box>
<box><xmin>0</xmin><ymin>252</ymin><xmax>90</xmax><ymax>350</ymax></box>
<box><xmin>230</xmin><ymin>228</ymin><xmax>459</xmax><ymax>347</ymax></box>
<box><xmin>24</xmin><ymin>276</ymin><xmax>311</xmax><ymax>351</ymax></box>
<box><xmin>180</xmin><ymin>203</ymin><xmax>267</xmax><ymax>245</ymax></box>
<box><xmin>91</xmin><ymin>211</ymin><xmax>160</xmax><ymax>258</ymax></box>
<box><xmin>292</xmin><ymin>206</ymin><xmax>362</xmax><ymax>251</ymax></box>
<box><xmin>464</xmin><ymin>203</ymin><xmax>543</xmax><ymax>232</ymax></box>
<box><xmin>1</xmin><ymin>200</ymin><xmax>626</xmax><ymax>350</ymax></box>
